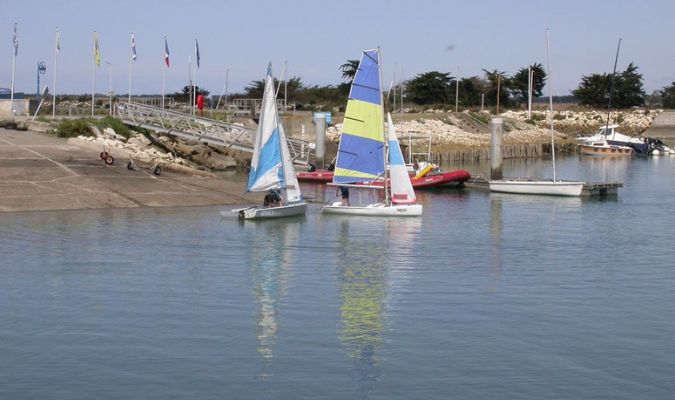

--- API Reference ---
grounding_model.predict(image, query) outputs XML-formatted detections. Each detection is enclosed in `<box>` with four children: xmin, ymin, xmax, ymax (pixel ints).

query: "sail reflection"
<box><xmin>335</xmin><ymin>217</ymin><xmax>420</xmax><ymax>395</ymax></box>
<box><xmin>247</xmin><ymin>220</ymin><xmax>300</xmax><ymax>373</ymax></box>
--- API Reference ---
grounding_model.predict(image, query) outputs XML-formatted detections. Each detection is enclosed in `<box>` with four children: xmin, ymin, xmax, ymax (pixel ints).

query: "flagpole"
<box><xmin>107</xmin><ymin>61</ymin><xmax>112</xmax><ymax>115</ymax></box>
<box><xmin>52</xmin><ymin>28</ymin><xmax>58</xmax><ymax>119</ymax></box>
<box><xmin>10</xmin><ymin>22</ymin><xmax>17</xmax><ymax>119</ymax></box>
<box><xmin>188</xmin><ymin>55</ymin><xmax>192</xmax><ymax>115</ymax></box>
<box><xmin>91</xmin><ymin>32</ymin><xmax>96</xmax><ymax>117</ymax></box>
<box><xmin>162</xmin><ymin>62</ymin><xmax>166</xmax><ymax>109</ymax></box>
<box><xmin>193</xmin><ymin>40</ymin><xmax>197</xmax><ymax>116</ymax></box>
<box><xmin>128</xmin><ymin>33</ymin><xmax>132</xmax><ymax>103</ymax></box>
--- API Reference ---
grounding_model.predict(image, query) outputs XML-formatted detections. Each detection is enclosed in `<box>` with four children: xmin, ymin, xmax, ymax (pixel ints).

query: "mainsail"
<box><xmin>333</xmin><ymin>49</ymin><xmax>385</xmax><ymax>184</ymax></box>
<box><xmin>387</xmin><ymin>113</ymin><xmax>416</xmax><ymax>204</ymax></box>
<box><xmin>247</xmin><ymin>65</ymin><xmax>286</xmax><ymax>193</ymax></box>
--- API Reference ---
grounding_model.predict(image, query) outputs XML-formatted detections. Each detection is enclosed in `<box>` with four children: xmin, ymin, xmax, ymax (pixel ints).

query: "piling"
<box><xmin>490</xmin><ymin>117</ymin><xmax>503</xmax><ymax>180</ymax></box>
<box><xmin>314</xmin><ymin>113</ymin><xmax>326</xmax><ymax>169</ymax></box>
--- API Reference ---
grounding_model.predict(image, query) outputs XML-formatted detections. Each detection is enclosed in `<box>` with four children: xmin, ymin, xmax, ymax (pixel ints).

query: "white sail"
<box><xmin>387</xmin><ymin>113</ymin><xmax>416</xmax><ymax>204</ymax></box>
<box><xmin>279</xmin><ymin>122</ymin><xmax>302</xmax><ymax>203</ymax></box>
<box><xmin>247</xmin><ymin>67</ymin><xmax>283</xmax><ymax>193</ymax></box>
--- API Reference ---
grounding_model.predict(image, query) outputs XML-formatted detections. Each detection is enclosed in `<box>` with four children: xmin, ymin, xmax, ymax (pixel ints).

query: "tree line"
<box><xmin>221</xmin><ymin>61</ymin><xmax>673</xmax><ymax>111</ymax></box>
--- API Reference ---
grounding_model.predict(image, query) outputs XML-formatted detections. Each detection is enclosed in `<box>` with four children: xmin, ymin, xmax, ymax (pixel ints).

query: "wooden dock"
<box><xmin>463</xmin><ymin>176</ymin><xmax>622</xmax><ymax>197</ymax></box>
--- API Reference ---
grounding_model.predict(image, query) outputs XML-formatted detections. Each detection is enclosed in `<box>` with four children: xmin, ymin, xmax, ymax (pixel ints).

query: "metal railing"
<box><xmin>116</xmin><ymin>102</ymin><xmax>312</xmax><ymax>164</ymax></box>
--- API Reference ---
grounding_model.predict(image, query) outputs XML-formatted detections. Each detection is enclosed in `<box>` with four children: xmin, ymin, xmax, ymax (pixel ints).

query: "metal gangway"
<box><xmin>116</xmin><ymin>102</ymin><xmax>312</xmax><ymax>164</ymax></box>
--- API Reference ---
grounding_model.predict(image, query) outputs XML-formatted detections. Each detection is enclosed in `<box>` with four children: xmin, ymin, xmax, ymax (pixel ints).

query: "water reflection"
<box><xmin>335</xmin><ymin>219</ymin><xmax>389</xmax><ymax>394</ymax></box>
<box><xmin>247</xmin><ymin>220</ymin><xmax>300</xmax><ymax>376</ymax></box>
<box><xmin>489</xmin><ymin>195</ymin><xmax>503</xmax><ymax>291</ymax></box>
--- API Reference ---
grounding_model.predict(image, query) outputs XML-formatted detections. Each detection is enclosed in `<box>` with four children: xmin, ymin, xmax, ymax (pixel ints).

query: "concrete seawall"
<box><xmin>645</xmin><ymin>110</ymin><xmax>675</xmax><ymax>144</ymax></box>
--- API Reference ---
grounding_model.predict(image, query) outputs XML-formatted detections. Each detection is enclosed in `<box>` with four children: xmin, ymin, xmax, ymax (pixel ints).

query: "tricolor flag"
<box><xmin>195</xmin><ymin>39</ymin><xmax>200</xmax><ymax>68</ymax></box>
<box><xmin>55</xmin><ymin>28</ymin><xmax>61</xmax><ymax>53</ymax></box>
<box><xmin>131</xmin><ymin>33</ymin><xmax>136</xmax><ymax>61</ymax></box>
<box><xmin>164</xmin><ymin>36</ymin><xmax>170</xmax><ymax>67</ymax></box>
<box><xmin>94</xmin><ymin>31</ymin><xmax>100</xmax><ymax>67</ymax></box>
<box><xmin>12</xmin><ymin>22</ymin><xmax>18</xmax><ymax>56</ymax></box>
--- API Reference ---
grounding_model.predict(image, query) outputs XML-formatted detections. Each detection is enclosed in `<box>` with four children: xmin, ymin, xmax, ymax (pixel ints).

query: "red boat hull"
<box><xmin>297</xmin><ymin>170</ymin><xmax>471</xmax><ymax>188</ymax></box>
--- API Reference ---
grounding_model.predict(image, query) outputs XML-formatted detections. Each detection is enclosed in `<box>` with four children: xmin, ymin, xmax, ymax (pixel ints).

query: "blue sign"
<box><xmin>313</xmin><ymin>111</ymin><xmax>332</xmax><ymax>125</ymax></box>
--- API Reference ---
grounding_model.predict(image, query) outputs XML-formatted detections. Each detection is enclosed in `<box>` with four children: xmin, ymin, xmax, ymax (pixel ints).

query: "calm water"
<box><xmin>1</xmin><ymin>155</ymin><xmax>674</xmax><ymax>399</ymax></box>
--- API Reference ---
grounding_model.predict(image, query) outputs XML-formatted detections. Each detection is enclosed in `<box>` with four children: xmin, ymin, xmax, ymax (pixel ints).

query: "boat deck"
<box><xmin>464</xmin><ymin>176</ymin><xmax>623</xmax><ymax>197</ymax></box>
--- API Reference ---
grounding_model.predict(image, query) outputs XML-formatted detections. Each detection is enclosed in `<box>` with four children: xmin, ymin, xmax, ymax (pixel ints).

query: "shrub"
<box><xmin>56</xmin><ymin>119</ymin><xmax>94</xmax><ymax>138</ymax></box>
<box><xmin>97</xmin><ymin>116</ymin><xmax>131</xmax><ymax>138</ymax></box>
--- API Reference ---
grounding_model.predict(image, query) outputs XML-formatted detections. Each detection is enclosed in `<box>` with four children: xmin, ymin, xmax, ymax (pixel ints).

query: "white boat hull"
<box><xmin>321</xmin><ymin>202</ymin><xmax>422</xmax><ymax>216</ymax></box>
<box><xmin>489</xmin><ymin>180</ymin><xmax>585</xmax><ymax>196</ymax></box>
<box><xmin>226</xmin><ymin>201</ymin><xmax>307</xmax><ymax>220</ymax></box>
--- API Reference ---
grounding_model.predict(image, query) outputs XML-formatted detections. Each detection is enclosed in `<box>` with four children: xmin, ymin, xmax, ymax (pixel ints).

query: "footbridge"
<box><xmin>116</xmin><ymin>102</ymin><xmax>313</xmax><ymax>165</ymax></box>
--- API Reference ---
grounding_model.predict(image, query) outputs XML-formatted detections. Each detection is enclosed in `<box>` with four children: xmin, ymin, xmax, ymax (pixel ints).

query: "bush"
<box><xmin>97</xmin><ymin>116</ymin><xmax>131</xmax><ymax>138</ymax></box>
<box><xmin>56</xmin><ymin>119</ymin><xmax>94</xmax><ymax>138</ymax></box>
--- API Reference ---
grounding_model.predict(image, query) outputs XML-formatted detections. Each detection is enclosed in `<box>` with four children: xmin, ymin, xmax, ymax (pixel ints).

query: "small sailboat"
<box><xmin>228</xmin><ymin>64</ymin><xmax>307</xmax><ymax>220</ymax></box>
<box><xmin>489</xmin><ymin>29</ymin><xmax>586</xmax><ymax>197</ymax></box>
<box><xmin>321</xmin><ymin>48</ymin><xmax>422</xmax><ymax>216</ymax></box>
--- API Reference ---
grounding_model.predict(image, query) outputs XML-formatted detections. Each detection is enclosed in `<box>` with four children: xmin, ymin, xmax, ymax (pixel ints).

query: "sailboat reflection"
<box><xmin>335</xmin><ymin>217</ymin><xmax>420</xmax><ymax>394</ymax></box>
<box><xmin>247</xmin><ymin>220</ymin><xmax>300</xmax><ymax>376</ymax></box>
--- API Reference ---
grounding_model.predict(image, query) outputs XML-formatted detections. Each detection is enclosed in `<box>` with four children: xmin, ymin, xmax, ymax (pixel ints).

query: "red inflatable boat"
<box><xmin>297</xmin><ymin>169</ymin><xmax>471</xmax><ymax>188</ymax></box>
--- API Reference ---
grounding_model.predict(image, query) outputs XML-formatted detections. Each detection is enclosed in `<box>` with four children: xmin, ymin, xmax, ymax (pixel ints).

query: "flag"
<box><xmin>164</xmin><ymin>36</ymin><xmax>170</xmax><ymax>67</ymax></box>
<box><xmin>12</xmin><ymin>22</ymin><xmax>18</xmax><ymax>56</ymax></box>
<box><xmin>131</xmin><ymin>33</ymin><xmax>136</xmax><ymax>61</ymax></box>
<box><xmin>55</xmin><ymin>28</ymin><xmax>61</xmax><ymax>53</ymax></box>
<box><xmin>195</xmin><ymin>39</ymin><xmax>200</xmax><ymax>68</ymax></box>
<box><xmin>94</xmin><ymin>31</ymin><xmax>100</xmax><ymax>67</ymax></box>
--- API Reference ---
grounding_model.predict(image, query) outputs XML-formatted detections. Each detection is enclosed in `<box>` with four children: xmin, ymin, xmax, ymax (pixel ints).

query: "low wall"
<box><xmin>0</xmin><ymin>99</ymin><xmax>29</xmax><ymax>117</ymax></box>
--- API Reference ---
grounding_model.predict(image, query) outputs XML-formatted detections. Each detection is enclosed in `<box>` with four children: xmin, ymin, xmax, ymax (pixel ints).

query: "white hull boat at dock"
<box><xmin>489</xmin><ymin>179</ymin><xmax>585</xmax><ymax>196</ymax></box>
<box><xmin>321</xmin><ymin>202</ymin><xmax>422</xmax><ymax>216</ymax></box>
<box><xmin>228</xmin><ymin>202</ymin><xmax>307</xmax><ymax>220</ymax></box>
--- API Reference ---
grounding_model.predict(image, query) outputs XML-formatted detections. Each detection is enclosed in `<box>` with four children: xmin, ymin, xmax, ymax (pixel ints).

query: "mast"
<box><xmin>377</xmin><ymin>47</ymin><xmax>389</xmax><ymax>205</ymax></box>
<box><xmin>546</xmin><ymin>28</ymin><xmax>556</xmax><ymax>182</ymax></box>
<box><xmin>605</xmin><ymin>38</ymin><xmax>622</xmax><ymax>140</ymax></box>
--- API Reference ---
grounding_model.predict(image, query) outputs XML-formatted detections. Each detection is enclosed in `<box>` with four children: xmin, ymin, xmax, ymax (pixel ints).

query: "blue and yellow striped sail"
<box><xmin>333</xmin><ymin>49</ymin><xmax>384</xmax><ymax>184</ymax></box>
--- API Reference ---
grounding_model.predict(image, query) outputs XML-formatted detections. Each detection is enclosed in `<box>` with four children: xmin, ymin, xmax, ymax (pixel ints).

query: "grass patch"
<box><xmin>0</xmin><ymin>120</ymin><xmax>28</xmax><ymax>131</ymax></box>
<box><xmin>96</xmin><ymin>116</ymin><xmax>131</xmax><ymax>138</ymax></box>
<box><xmin>56</xmin><ymin>119</ymin><xmax>95</xmax><ymax>138</ymax></box>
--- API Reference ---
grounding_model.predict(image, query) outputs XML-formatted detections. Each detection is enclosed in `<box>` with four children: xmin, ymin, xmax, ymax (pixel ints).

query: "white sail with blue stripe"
<box><xmin>247</xmin><ymin>64</ymin><xmax>292</xmax><ymax>194</ymax></box>
<box><xmin>387</xmin><ymin>113</ymin><xmax>417</xmax><ymax>204</ymax></box>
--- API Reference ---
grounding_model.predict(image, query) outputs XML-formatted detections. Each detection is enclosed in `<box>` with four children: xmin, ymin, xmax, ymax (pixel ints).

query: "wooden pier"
<box><xmin>463</xmin><ymin>176</ymin><xmax>622</xmax><ymax>197</ymax></box>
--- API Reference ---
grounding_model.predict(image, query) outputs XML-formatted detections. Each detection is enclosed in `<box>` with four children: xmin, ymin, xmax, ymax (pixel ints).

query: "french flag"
<box><xmin>164</xmin><ymin>37</ymin><xmax>170</xmax><ymax>68</ymax></box>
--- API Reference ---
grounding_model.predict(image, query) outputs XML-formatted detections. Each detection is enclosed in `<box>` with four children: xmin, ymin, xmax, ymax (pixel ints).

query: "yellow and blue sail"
<box><xmin>333</xmin><ymin>49</ymin><xmax>385</xmax><ymax>184</ymax></box>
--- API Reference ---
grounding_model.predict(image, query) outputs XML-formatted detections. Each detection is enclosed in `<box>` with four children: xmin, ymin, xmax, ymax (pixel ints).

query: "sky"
<box><xmin>2</xmin><ymin>0</ymin><xmax>674</xmax><ymax>97</ymax></box>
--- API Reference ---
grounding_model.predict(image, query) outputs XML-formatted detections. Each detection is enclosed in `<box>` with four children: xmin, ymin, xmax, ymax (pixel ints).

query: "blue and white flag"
<box><xmin>195</xmin><ymin>39</ymin><xmax>200</xmax><ymax>68</ymax></box>
<box><xmin>164</xmin><ymin>36</ymin><xmax>170</xmax><ymax>67</ymax></box>
<box><xmin>55</xmin><ymin>28</ymin><xmax>61</xmax><ymax>53</ymax></box>
<box><xmin>12</xmin><ymin>22</ymin><xmax>18</xmax><ymax>56</ymax></box>
<box><xmin>131</xmin><ymin>33</ymin><xmax>136</xmax><ymax>61</ymax></box>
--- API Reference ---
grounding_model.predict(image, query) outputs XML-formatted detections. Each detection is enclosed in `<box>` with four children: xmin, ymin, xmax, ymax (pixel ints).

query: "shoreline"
<box><xmin>0</xmin><ymin>128</ymin><xmax>261</xmax><ymax>213</ymax></box>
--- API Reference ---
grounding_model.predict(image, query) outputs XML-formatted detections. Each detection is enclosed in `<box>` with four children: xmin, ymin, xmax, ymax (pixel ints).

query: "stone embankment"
<box><xmin>502</xmin><ymin>109</ymin><xmax>662</xmax><ymax>135</ymax></box>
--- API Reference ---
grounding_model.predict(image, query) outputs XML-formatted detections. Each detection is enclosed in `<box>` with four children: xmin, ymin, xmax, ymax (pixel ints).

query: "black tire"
<box><xmin>100</xmin><ymin>151</ymin><xmax>108</xmax><ymax>160</ymax></box>
<box><xmin>127</xmin><ymin>161</ymin><xmax>135</xmax><ymax>170</ymax></box>
<box><xmin>153</xmin><ymin>166</ymin><xmax>161</xmax><ymax>176</ymax></box>
<box><xmin>105</xmin><ymin>155</ymin><xmax>114</xmax><ymax>165</ymax></box>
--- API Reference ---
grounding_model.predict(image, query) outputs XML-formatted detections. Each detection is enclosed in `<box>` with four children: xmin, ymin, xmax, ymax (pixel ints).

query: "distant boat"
<box><xmin>321</xmin><ymin>48</ymin><xmax>422</xmax><ymax>217</ymax></box>
<box><xmin>489</xmin><ymin>29</ymin><xmax>585</xmax><ymax>197</ymax></box>
<box><xmin>577</xmin><ymin>124</ymin><xmax>673</xmax><ymax>155</ymax></box>
<box><xmin>227</xmin><ymin>64</ymin><xmax>307</xmax><ymax>220</ymax></box>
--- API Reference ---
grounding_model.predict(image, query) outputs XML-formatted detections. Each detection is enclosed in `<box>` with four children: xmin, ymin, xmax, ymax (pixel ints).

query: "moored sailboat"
<box><xmin>227</xmin><ymin>64</ymin><xmax>306</xmax><ymax>220</ymax></box>
<box><xmin>489</xmin><ymin>29</ymin><xmax>586</xmax><ymax>197</ymax></box>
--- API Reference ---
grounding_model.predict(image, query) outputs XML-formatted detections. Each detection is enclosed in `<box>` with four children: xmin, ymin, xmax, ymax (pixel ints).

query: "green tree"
<box><xmin>339</xmin><ymin>60</ymin><xmax>360</xmax><ymax>82</ymax></box>
<box><xmin>482</xmin><ymin>69</ymin><xmax>511</xmax><ymax>108</ymax></box>
<box><xmin>510</xmin><ymin>63</ymin><xmax>546</xmax><ymax>105</ymax></box>
<box><xmin>243</xmin><ymin>76</ymin><xmax>303</xmax><ymax>99</ymax></box>
<box><xmin>660</xmin><ymin>82</ymin><xmax>675</xmax><ymax>108</ymax></box>
<box><xmin>572</xmin><ymin>62</ymin><xmax>645</xmax><ymax>108</ymax></box>
<box><xmin>405</xmin><ymin>71</ymin><xmax>453</xmax><ymax>105</ymax></box>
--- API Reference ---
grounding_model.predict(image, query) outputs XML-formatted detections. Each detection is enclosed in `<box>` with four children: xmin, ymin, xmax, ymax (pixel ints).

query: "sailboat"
<box><xmin>321</xmin><ymin>48</ymin><xmax>422</xmax><ymax>216</ymax></box>
<box><xmin>228</xmin><ymin>64</ymin><xmax>307</xmax><ymax>220</ymax></box>
<box><xmin>489</xmin><ymin>29</ymin><xmax>586</xmax><ymax>197</ymax></box>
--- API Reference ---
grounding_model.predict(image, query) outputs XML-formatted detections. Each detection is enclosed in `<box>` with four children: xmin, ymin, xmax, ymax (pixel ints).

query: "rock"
<box><xmin>89</xmin><ymin>125</ymin><xmax>102</xmax><ymax>137</ymax></box>
<box><xmin>202</xmin><ymin>152</ymin><xmax>238</xmax><ymax>171</ymax></box>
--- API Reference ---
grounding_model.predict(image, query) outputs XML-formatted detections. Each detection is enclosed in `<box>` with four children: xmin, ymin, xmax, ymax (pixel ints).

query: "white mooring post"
<box><xmin>314</xmin><ymin>114</ymin><xmax>326</xmax><ymax>169</ymax></box>
<box><xmin>490</xmin><ymin>117</ymin><xmax>503</xmax><ymax>180</ymax></box>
